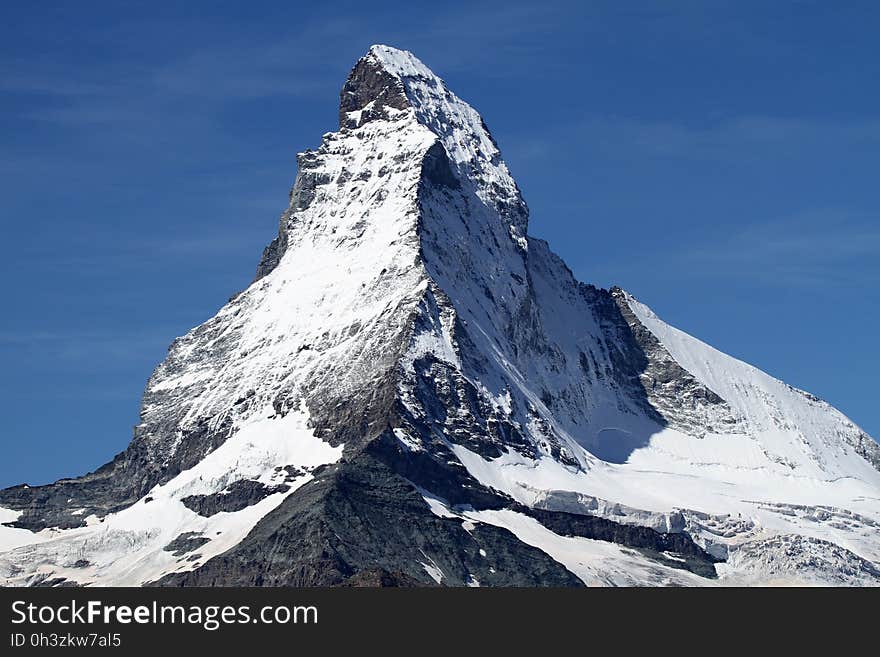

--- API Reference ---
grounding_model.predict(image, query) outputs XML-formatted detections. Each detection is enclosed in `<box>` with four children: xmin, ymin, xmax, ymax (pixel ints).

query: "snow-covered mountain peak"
<box><xmin>341</xmin><ymin>45</ymin><xmax>528</xmax><ymax>235</ymax></box>
<box><xmin>367</xmin><ymin>44</ymin><xmax>434</xmax><ymax>80</ymax></box>
<box><xmin>1</xmin><ymin>46</ymin><xmax>878</xmax><ymax>587</ymax></box>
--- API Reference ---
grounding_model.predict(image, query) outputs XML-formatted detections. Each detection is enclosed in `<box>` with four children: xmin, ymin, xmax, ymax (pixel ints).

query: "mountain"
<box><xmin>2</xmin><ymin>45</ymin><xmax>878</xmax><ymax>587</ymax></box>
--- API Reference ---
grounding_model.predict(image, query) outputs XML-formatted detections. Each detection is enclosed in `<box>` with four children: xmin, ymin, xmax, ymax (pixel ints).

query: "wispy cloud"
<box><xmin>1</xmin><ymin>15</ymin><xmax>360</xmax><ymax>137</ymax></box>
<box><xmin>681</xmin><ymin>210</ymin><xmax>880</xmax><ymax>288</ymax></box>
<box><xmin>575</xmin><ymin>209</ymin><xmax>880</xmax><ymax>292</ymax></box>
<box><xmin>5</xmin><ymin>227</ymin><xmax>269</xmax><ymax>278</ymax></box>
<box><xmin>584</xmin><ymin>115</ymin><xmax>880</xmax><ymax>159</ymax></box>
<box><xmin>0</xmin><ymin>328</ymin><xmax>173</xmax><ymax>363</ymax></box>
<box><xmin>505</xmin><ymin>114</ymin><xmax>880</xmax><ymax>168</ymax></box>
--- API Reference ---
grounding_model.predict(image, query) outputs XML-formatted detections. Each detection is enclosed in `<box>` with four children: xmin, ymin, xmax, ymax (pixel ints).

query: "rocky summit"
<box><xmin>2</xmin><ymin>45</ymin><xmax>879</xmax><ymax>587</ymax></box>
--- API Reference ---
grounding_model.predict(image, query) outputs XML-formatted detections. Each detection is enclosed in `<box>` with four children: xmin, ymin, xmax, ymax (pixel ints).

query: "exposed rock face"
<box><xmin>181</xmin><ymin>479</ymin><xmax>293</xmax><ymax>517</ymax></box>
<box><xmin>1</xmin><ymin>45</ymin><xmax>879</xmax><ymax>587</ymax></box>
<box><xmin>163</xmin><ymin>532</ymin><xmax>210</xmax><ymax>557</ymax></box>
<box><xmin>608</xmin><ymin>287</ymin><xmax>739</xmax><ymax>437</ymax></box>
<box><xmin>339</xmin><ymin>54</ymin><xmax>410</xmax><ymax>128</ymax></box>
<box><xmin>854</xmin><ymin>432</ymin><xmax>880</xmax><ymax>470</ymax></box>
<box><xmin>154</xmin><ymin>453</ymin><xmax>585</xmax><ymax>587</ymax></box>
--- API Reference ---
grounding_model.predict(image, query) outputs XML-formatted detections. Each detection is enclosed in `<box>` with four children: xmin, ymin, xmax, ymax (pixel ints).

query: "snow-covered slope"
<box><xmin>1</xmin><ymin>45</ymin><xmax>878</xmax><ymax>587</ymax></box>
<box><xmin>627</xmin><ymin>292</ymin><xmax>880</xmax><ymax>479</ymax></box>
<box><xmin>0</xmin><ymin>409</ymin><xmax>341</xmax><ymax>585</ymax></box>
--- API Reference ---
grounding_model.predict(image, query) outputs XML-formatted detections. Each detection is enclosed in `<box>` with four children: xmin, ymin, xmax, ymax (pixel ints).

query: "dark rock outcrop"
<box><xmin>153</xmin><ymin>453</ymin><xmax>583</xmax><ymax>587</ymax></box>
<box><xmin>181</xmin><ymin>479</ymin><xmax>292</xmax><ymax>517</ymax></box>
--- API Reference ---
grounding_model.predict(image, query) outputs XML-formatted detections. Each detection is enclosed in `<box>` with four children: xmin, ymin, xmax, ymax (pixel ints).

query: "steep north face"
<box><xmin>2</xmin><ymin>45</ymin><xmax>879</xmax><ymax>587</ymax></box>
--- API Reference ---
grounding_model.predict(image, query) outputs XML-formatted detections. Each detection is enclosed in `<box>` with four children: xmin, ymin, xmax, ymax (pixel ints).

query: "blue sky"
<box><xmin>1</xmin><ymin>1</ymin><xmax>878</xmax><ymax>487</ymax></box>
